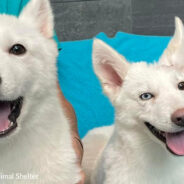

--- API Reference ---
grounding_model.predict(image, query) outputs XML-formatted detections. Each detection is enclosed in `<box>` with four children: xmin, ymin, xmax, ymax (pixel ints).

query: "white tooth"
<box><xmin>9</xmin><ymin>122</ymin><xmax>13</xmax><ymax>127</ymax></box>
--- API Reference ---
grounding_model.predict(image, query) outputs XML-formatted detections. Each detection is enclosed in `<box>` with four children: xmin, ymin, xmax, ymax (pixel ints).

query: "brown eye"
<box><xmin>9</xmin><ymin>44</ymin><xmax>26</xmax><ymax>55</ymax></box>
<box><xmin>178</xmin><ymin>82</ymin><xmax>184</xmax><ymax>90</ymax></box>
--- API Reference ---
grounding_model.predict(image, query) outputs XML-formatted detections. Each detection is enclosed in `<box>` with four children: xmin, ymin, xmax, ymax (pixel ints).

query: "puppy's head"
<box><xmin>0</xmin><ymin>0</ymin><xmax>58</xmax><ymax>138</ymax></box>
<box><xmin>93</xmin><ymin>18</ymin><xmax>184</xmax><ymax>156</ymax></box>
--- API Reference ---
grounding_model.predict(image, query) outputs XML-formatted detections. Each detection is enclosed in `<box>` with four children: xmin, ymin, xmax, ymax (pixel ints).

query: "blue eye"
<box><xmin>140</xmin><ymin>93</ymin><xmax>154</xmax><ymax>100</ymax></box>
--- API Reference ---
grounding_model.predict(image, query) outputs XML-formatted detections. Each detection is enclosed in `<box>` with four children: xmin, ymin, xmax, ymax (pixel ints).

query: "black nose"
<box><xmin>171</xmin><ymin>108</ymin><xmax>184</xmax><ymax>127</ymax></box>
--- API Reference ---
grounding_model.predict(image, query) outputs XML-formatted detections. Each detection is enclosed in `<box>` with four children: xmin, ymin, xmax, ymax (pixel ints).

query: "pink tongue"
<box><xmin>166</xmin><ymin>131</ymin><xmax>184</xmax><ymax>155</ymax></box>
<box><xmin>0</xmin><ymin>103</ymin><xmax>11</xmax><ymax>132</ymax></box>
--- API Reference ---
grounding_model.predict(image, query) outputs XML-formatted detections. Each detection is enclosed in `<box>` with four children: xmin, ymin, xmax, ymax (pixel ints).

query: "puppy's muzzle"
<box><xmin>171</xmin><ymin>108</ymin><xmax>184</xmax><ymax>127</ymax></box>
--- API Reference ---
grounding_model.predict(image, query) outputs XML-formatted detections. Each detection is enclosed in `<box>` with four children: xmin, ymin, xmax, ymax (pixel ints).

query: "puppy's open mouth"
<box><xmin>145</xmin><ymin>122</ymin><xmax>184</xmax><ymax>156</ymax></box>
<box><xmin>0</xmin><ymin>97</ymin><xmax>23</xmax><ymax>137</ymax></box>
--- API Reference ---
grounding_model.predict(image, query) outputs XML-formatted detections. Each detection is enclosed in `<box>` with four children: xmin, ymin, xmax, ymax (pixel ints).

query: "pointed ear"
<box><xmin>159</xmin><ymin>17</ymin><xmax>184</xmax><ymax>67</ymax></box>
<box><xmin>19</xmin><ymin>0</ymin><xmax>54</xmax><ymax>38</ymax></box>
<box><xmin>93</xmin><ymin>39</ymin><xmax>130</xmax><ymax>102</ymax></box>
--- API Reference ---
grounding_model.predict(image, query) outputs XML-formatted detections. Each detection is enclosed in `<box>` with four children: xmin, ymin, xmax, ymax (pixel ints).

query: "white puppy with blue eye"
<box><xmin>0</xmin><ymin>0</ymin><xmax>80</xmax><ymax>183</ymax></box>
<box><xmin>83</xmin><ymin>17</ymin><xmax>184</xmax><ymax>184</ymax></box>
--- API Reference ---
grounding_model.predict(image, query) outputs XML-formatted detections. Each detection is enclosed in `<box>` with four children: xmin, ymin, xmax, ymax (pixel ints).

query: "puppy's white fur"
<box><xmin>83</xmin><ymin>17</ymin><xmax>184</xmax><ymax>184</ymax></box>
<box><xmin>0</xmin><ymin>0</ymin><xmax>80</xmax><ymax>183</ymax></box>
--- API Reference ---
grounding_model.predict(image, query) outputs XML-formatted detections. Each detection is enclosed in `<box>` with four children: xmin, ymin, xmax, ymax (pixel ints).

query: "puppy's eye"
<box><xmin>140</xmin><ymin>93</ymin><xmax>154</xmax><ymax>100</ymax></box>
<box><xmin>178</xmin><ymin>82</ymin><xmax>184</xmax><ymax>90</ymax></box>
<box><xmin>9</xmin><ymin>44</ymin><xmax>26</xmax><ymax>55</ymax></box>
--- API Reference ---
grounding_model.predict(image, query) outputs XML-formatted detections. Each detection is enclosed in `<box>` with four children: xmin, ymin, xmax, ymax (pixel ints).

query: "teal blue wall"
<box><xmin>0</xmin><ymin>0</ymin><xmax>29</xmax><ymax>16</ymax></box>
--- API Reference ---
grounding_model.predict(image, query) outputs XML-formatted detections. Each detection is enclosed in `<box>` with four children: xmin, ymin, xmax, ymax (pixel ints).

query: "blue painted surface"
<box><xmin>58</xmin><ymin>32</ymin><xmax>171</xmax><ymax>137</ymax></box>
<box><xmin>0</xmin><ymin>1</ymin><xmax>173</xmax><ymax>137</ymax></box>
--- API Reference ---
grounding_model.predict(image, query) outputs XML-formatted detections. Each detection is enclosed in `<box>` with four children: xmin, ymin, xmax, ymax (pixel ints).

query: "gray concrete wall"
<box><xmin>50</xmin><ymin>0</ymin><xmax>184</xmax><ymax>41</ymax></box>
<box><xmin>132</xmin><ymin>0</ymin><xmax>184</xmax><ymax>36</ymax></box>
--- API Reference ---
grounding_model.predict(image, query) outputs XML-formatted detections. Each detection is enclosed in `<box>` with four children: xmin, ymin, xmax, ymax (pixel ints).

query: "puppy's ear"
<box><xmin>19</xmin><ymin>0</ymin><xmax>54</xmax><ymax>38</ymax></box>
<box><xmin>159</xmin><ymin>17</ymin><xmax>184</xmax><ymax>67</ymax></box>
<box><xmin>93</xmin><ymin>39</ymin><xmax>129</xmax><ymax>102</ymax></box>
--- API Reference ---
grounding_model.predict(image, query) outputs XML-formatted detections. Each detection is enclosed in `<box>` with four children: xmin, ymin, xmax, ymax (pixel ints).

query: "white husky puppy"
<box><xmin>82</xmin><ymin>17</ymin><xmax>184</xmax><ymax>184</ymax></box>
<box><xmin>0</xmin><ymin>0</ymin><xmax>80</xmax><ymax>183</ymax></box>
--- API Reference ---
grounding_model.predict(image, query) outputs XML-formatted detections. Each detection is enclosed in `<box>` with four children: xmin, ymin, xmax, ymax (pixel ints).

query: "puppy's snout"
<box><xmin>171</xmin><ymin>108</ymin><xmax>184</xmax><ymax>127</ymax></box>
